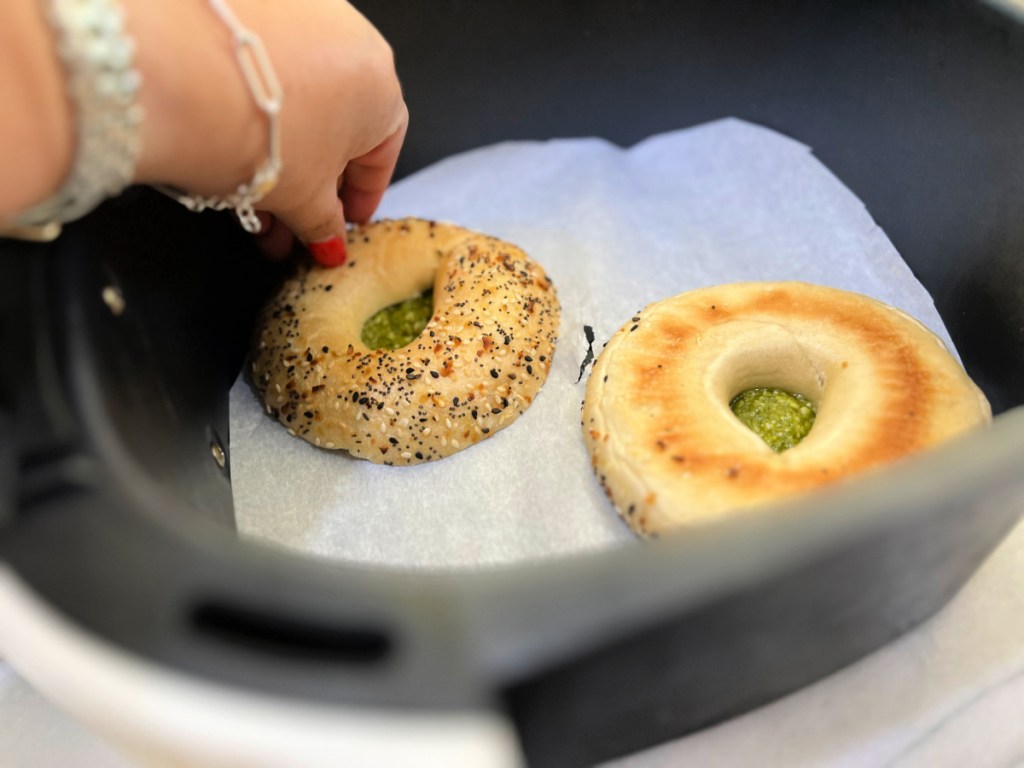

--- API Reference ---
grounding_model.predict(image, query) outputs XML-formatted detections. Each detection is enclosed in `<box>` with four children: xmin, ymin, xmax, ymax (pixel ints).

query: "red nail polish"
<box><xmin>308</xmin><ymin>236</ymin><xmax>347</xmax><ymax>267</ymax></box>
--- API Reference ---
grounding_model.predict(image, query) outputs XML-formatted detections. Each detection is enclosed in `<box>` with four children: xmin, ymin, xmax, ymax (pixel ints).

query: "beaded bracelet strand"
<box><xmin>2</xmin><ymin>0</ymin><xmax>282</xmax><ymax>241</ymax></box>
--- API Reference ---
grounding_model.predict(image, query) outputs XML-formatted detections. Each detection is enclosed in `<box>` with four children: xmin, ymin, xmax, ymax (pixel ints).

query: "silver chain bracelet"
<box><xmin>5</xmin><ymin>0</ymin><xmax>143</xmax><ymax>240</ymax></box>
<box><xmin>157</xmin><ymin>0</ymin><xmax>283</xmax><ymax>234</ymax></box>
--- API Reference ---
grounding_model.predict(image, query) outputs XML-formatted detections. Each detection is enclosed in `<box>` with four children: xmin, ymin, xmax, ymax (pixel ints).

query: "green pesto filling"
<box><xmin>730</xmin><ymin>387</ymin><xmax>816</xmax><ymax>453</ymax></box>
<box><xmin>361</xmin><ymin>290</ymin><xmax>433</xmax><ymax>350</ymax></box>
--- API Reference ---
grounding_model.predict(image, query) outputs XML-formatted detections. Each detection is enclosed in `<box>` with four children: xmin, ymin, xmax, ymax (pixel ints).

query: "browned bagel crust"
<box><xmin>251</xmin><ymin>218</ymin><xmax>560</xmax><ymax>465</ymax></box>
<box><xmin>582</xmin><ymin>282</ymin><xmax>991</xmax><ymax>536</ymax></box>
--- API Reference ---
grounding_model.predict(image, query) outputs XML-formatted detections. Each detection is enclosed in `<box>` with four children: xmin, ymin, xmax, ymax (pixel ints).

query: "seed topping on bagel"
<box><xmin>251</xmin><ymin>219</ymin><xmax>560</xmax><ymax>464</ymax></box>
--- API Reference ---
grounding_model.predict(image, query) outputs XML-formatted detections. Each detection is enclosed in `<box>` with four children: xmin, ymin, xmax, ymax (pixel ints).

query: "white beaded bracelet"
<box><xmin>2</xmin><ymin>0</ymin><xmax>281</xmax><ymax>242</ymax></box>
<box><xmin>157</xmin><ymin>0</ymin><xmax>283</xmax><ymax>234</ymax></box>
<box><xmin>6</xmin><ymin>0</ymin><xmax>142</xmax><ymax>240</ymax></box>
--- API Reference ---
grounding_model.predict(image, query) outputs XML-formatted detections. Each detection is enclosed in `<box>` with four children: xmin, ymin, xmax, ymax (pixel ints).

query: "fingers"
<box><xmin>340</xmin><ymin>106</ymin><xmax>409</xmax><ymax>224</ymax></box>
<box><xmin>274</xmin><ymin>190</ymin><xmax>349</xmax><ymax>267</ymax></box>
<box><xmin>257</xmin><ymin>102</ymin><xmax>407</xmax><ymax>266</ymax></box>
<box><xmin>254</xmin><ymin>212</ymin><xmax>296</xmax><ymax>260</ymax></box>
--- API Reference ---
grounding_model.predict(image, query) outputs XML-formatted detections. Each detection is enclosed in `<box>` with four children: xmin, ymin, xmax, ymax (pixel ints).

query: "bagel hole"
<box><xmin>730</xmin><ymin>387</ymin><xmax>816</xmax><ymax>452</ymax></box>
<box><xmin>361</xmin><ymin>289</ymin><xmax>434</xmax><ymax>350</ymax></box>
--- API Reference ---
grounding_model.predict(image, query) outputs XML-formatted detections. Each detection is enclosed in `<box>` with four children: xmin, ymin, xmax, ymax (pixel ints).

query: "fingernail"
<box><xmin>308</xmin><ymin>236</ymin><xmax>347</xmax><ymax>267</ymax></box>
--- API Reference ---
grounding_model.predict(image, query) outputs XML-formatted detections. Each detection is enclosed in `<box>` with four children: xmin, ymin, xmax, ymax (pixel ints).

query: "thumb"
<box><xmin>276</xmin><ymin>192</ymin><xmax>349</xmax><ymax>267</ymax></box>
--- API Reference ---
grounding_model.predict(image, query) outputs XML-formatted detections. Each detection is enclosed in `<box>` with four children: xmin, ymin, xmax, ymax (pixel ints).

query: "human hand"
<box><xmin>130</xmin><ymin>0</ymin><xmax>407</xmax><ymax>264</ymax></box>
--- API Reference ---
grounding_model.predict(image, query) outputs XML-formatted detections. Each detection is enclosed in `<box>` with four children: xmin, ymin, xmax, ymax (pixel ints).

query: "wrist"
<box><xmin>0</xmin><ymin>1</ymin><xmax>75</xmax><ymax>218</ymax></box>
<box><xmin>126</xmin><ymin>0</ymin><xmax>266</xmax><ymax>196</ymax></box>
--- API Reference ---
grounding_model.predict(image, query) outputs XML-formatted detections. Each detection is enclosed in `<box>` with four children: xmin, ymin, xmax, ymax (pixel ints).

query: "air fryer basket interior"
<box><xmin>2</xmin><ymin>2</ymin><xmax>1023</xmax><ymax>766</ymax></box>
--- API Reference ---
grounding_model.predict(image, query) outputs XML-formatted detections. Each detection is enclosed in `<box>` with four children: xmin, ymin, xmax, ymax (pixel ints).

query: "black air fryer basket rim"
<box><xmin>4</xmin><ymin>203</ymin><xmax>1022</xmax><ymax>714</ymax></box>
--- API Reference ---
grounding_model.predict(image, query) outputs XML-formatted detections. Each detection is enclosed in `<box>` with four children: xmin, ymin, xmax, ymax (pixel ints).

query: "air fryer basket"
<box><xmin>2</xmin><ymin>1</ymin><xmax>1023</xmax><ymax>766</ymax></box>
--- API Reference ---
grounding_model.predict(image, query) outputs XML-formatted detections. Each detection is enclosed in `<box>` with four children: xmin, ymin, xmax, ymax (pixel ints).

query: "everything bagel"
<box><xmin>582</xmin><ymin>282</ymin><xmax>990</xmax><ymax>536</ymax></box>
<box><xmin>251</xmin><ymin>218</ymin><xmax>560</xmax><ymax>464</ymax></box>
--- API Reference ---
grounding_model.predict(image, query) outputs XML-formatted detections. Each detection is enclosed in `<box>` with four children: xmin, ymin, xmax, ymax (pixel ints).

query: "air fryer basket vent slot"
<box><xmin>191</xmin><ymin>600</ymin><xmax>392</xmax><ymax>664</ymax></box>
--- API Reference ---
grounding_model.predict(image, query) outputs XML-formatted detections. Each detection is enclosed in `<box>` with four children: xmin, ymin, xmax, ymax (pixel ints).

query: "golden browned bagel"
<box><xmin>251</xmin><ymin>218</ymin><xmax>560</xmax><ymax>465</ymax></box>
<box><xmin>582</xmin><ymin>282</ymin><xmax>991</xmax><ymax>536</ymax></box>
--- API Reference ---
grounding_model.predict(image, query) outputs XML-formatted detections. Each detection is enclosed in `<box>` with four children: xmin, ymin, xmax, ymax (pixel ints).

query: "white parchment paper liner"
<box><xmin>229</xmin><ymin>118</ymin><xmax>955</xmax><ymax>569</ymax></box>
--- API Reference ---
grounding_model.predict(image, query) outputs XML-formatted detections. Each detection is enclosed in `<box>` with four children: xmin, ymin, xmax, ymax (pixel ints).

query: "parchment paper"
<box><xmin>228</xmin><ymin>118</ymin><xmax>955</xmax><ymax>569</ymax></box>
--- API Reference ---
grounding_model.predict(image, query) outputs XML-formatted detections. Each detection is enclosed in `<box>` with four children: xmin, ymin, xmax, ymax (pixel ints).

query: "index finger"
<box><xmin>340</xmin><ymin>109</ymin><xmax>409</xmax><ymax>224</ymax></box>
